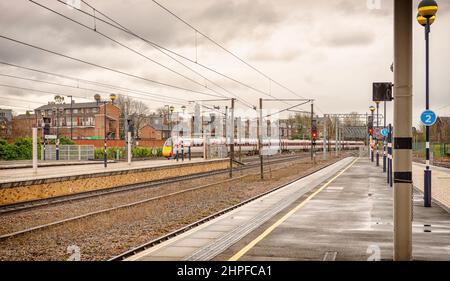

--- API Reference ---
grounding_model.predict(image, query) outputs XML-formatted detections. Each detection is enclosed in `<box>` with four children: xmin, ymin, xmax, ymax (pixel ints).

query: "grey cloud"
<box><xmin>191</xmin><ymin>0</ymin><xmax>282</xmax><ymax>43</ymax></box>
<box><xmin>0</xmin><ymin>0</ymin><xmax>448</xmax><ymax>119</ymax></box>
<box><xmin>248</xmin><ymin>49</ymin><xmax>301</xmax><ymax>62</ymax></box>
<box><xmin>321</xmin><ymin>30</ymin><xmax>375</xmax><ymax>47</ymax></box>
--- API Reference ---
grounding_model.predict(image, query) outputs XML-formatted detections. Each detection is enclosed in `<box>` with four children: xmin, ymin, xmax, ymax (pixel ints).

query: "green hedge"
<box><xmin>94</xmin><ymin>147</ymin><xmax>162</xmax><ymax>160</ymax></box>
<box><xmin>0</xmin><ymin>138</ymin><xmax>42</xmax><ymax>160</ymax></box>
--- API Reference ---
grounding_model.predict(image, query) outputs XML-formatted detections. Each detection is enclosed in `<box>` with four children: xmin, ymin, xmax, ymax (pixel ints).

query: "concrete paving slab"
<box><xmin>413</xmin><ymin>162</ymin><xmax>450</xmax><ymax>210</ymax></box>
<box><xmin>127</xmin><ymin>157</ymin><xmax>354</xmax><ymax>261</ymax></box>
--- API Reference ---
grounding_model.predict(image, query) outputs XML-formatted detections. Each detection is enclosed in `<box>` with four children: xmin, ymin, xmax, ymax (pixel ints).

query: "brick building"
<box><xmin>11</xmin><ymin>112</ymin><xmax>37</xmax><ymax>139</ymax></box>
<box><xmin>0</xmin><ymin>109</ymin><xmax>13</xmax><ymax>139</ymax></box>
<box><xmin>34</xmin><ymin>102</ymin><xmax>120</xmax><ymax>140</ymax></box>
<box><xmin>138</xmin><ymin>124</ymin><xmax>162</xmax><ymax>140</ymax></box>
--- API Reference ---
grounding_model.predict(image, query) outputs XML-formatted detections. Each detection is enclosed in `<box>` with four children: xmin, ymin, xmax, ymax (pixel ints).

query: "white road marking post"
<box><xmin>32</xmin><ymin>127</ymin><xmax>38</xmax><ymax>174</ymax></box>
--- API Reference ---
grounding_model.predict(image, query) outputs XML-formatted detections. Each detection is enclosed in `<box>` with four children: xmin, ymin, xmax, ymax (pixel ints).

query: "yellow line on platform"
<box><xmin>228</xmin><ymin>157</ymin><xmax>360</xmax><ymax>261</ymax></box>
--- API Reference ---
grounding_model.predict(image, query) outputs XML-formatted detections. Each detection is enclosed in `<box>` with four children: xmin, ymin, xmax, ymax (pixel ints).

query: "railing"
<box><xmin>42</xmin><ymin>145</ymin><xmax>95</xmax><ymax>161</ymax></box>
<box><xmin>413</xmin><ymin>142</ymin><xmax>450</xmax><ymax>163</ymax></box>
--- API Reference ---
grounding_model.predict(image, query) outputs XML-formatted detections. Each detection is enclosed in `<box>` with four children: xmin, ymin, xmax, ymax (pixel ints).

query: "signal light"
<box><xmin>368</xmin><ymin>128</ymin><xmax>373</xmax><ymax>135</ymax></box>
<box><xmin>311</xmin><ymin>119</ymin><xmax>318</xmax><ymax>141</ymax></box>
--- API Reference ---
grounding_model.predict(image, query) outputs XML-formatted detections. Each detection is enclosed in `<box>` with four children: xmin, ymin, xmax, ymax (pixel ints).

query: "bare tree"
<box><xmin>343</xmin><ymin>112</ymin><xmax>362</xmax><ymax>126</ymax></box>
<box><xmin>115</xmin><ymin>95</ymin><xmax>150</xmax><ymax>139</ymax></box>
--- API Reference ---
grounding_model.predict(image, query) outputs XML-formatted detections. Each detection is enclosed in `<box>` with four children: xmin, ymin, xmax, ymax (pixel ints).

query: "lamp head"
<box><xmin>169</xmin><ymin>106</ymin><xmax>175</xmax><ymax>112</ymax></box>
<box><xmin>369</xmin><ymin>106</ymin><xmax>375</xmax><ymax>113</ymax></box>
<box><xmin>417</xmin><ymin>13</ymin><xmax>435</xmax><ymax>26</ymax></box>
<box><xmin>94</xmin><ymin>94</ymin><xmax>101</xmax><ymax>103</ymax></box>
<box><xmin>418</xmin><ymin>0</ymin><xmax>438</xmax><ymax>18</ymax></box>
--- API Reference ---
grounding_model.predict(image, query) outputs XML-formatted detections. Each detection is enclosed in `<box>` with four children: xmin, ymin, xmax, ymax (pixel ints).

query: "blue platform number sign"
<box><xmin>420</xmin><ymin>110</ymin><xmax>437</xmax><ymax>126</ymax></box>
<box><xmin>381</xmin><ymin>128</ymin><xmax>389</xmax><ymax>137</ymax></box>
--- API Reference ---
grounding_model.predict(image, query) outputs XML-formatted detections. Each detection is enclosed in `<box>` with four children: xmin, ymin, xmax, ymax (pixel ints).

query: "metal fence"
<box><xmin>413</xmin><ymin>142</ymin><xmax>450</xmax><ymax>162</ymax></box>
<box><xmin>42</xmin><ymin>145</ymin><xmax>95</xmax><ymax>161</ymax></box>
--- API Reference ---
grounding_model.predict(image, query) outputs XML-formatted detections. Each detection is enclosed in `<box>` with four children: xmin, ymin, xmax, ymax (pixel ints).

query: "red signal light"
<box><xmin>312</xmin><ymin>131</ymin><xmax>317</xmax><ymax>139</ymax></box>
<box><xmin>368</xmin><ymin>128</ymin><xmax>373</xmax><ymax>135</ymax></box>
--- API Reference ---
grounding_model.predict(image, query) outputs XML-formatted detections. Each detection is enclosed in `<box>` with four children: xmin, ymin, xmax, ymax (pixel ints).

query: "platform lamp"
<box><xmin>58</xmin><ymin>107</ymin><xmax>64</xmax><ymax>135</ymax></box>
<box><xmin>417</xmin><ymin>0</ymin><xmax>438</xmax><ymax>208</ymax></box>
<box><xmin>95</xmin><ymin>93</ymin><xmax>117</xmax><ymax>168</ymax></box>
<box><xmin>369</xmin><ymin>106</ymin><xmax>375</xmax><ymax>162</ymax></box>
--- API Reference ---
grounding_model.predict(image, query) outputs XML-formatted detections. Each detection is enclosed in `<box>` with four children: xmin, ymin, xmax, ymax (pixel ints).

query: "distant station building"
<box><xmin>34</xmin><ymin>101</ymin><xmax>120</xmax><ymax>140</ymax></box>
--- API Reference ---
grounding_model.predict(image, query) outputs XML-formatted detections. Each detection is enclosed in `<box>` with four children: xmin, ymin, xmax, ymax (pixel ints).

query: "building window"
<box><xmin>73</xmin><ymin>109</ymin><xmax>78</xmax><ymax>114</ymax></box>
<box><xmin>85</xmin><ymin>108</ymin><xmax>90</xmax><ymax>114</ymax></box>
<box><xmin>92</xmin><ymin>108</ymin><xmax>98</xmax><ymax>113</ymax></box>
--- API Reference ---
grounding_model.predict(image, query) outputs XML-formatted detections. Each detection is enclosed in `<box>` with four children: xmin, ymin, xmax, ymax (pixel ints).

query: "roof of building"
<box><xmin>14</xmin><ymin>113</ymin><xmax>36</xmax><ymax>119</ymax></box>
<box><xmin>150</xmin><ymin>122</ymin><xmax>171</xmax><ymax>131</ymax></box>
<box><xmin>35</xmin><ymin>102</ymin><xmax>100</xmax><ymax>111</ymax></box>
<box><xmin>438</xmin><ymin>116</ymin><xmax>450</xmax><ymax>123</ymax></box>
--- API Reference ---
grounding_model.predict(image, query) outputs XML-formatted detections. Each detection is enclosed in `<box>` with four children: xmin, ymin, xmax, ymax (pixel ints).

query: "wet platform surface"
<box><xmin>222</xmin><ymin>158</ymin><xmax>450</xmax><ymax>261</ymax></box>
<box><xmin>126</xmin><ymin>158</ymin><xmax>355</xmax><ymax>261</ymax></box>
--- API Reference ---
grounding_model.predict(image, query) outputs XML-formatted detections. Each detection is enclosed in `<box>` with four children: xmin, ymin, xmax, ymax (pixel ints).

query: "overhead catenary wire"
<box><xmin>265</xmin><ymin>101</ymin><xmax>311</xmax><ymax>118</ymax></box>
<box><xmin>52</xmin><ymin>0</ymin><xmax>256</xmax><ymax>109</ymax></box>
<box><xmin>0</xmin><ymin>61</ymin><xmax>187</xmax><ymax>104</ymax></box>
<box><xmin>0</xmin><ymin>82</ymin><xmax>186</xmax><ymax>107</ymax></box>
<box><xmin>0</xmin><ymin>34</ymin><xmax>223</xmax><ymax>99</ymax></box>
<box><xmin>0</xmin><ymin>83</ymin><xmax>93</xmax><ymax>103</ymax></box>
<box><xmin>29</xmin><ymin>0</ymin><xmax>230</xmax><ymax>101</ymax></box>
<box><xmin>55</xmin><ymin>0</ymin><xmax>281</xmax><ymax>104</ymax></box>
<box><xmin>148</xmin><ymin>0</ymin><xmax>325</xmax><ymax>114</ymax></box>
<box><xmin>150</xmin><ymin>0</ymin><xmax>307</xmax><ymax>100</ymax></box>
<box><xmin>0</xmin><ymin>72</ymin><xmax>187</xmax><ymax>105</ymax></box>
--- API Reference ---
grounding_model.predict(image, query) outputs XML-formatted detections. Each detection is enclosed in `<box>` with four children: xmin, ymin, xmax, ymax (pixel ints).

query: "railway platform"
<box><xmin>124</xmin><ymin>157</ymin><xmax>450</xmax><ymax>261</ymax></box>
<box><xmin>0</xmin><ymin>158</ymin><xmax>229</xmax><ymax>207</ymax></box>
<box><xmin>0</xmin><ymin>158</ymin><xmax>211</xmax><ymax>184</ymax></box>
<box><xmin>0</xmin><ymin>160</ymin><xmax>112</xmax><ymax>170</ymax></box>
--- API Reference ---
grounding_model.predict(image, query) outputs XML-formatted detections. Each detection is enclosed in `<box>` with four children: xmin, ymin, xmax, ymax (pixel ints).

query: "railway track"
<box><xmin>108</xmin><ymin>157</ymin><xmax>344</xmax><ymax>261</ymax></box>
<box><xmin>0</xmin><ymin>154</ymin><xmax>318</xmax><ymax>241</ymax></box>
<box><xmin>0</xmin><ymin>154</ymin><xmax>307</xmax><ymax>215</ymax></box>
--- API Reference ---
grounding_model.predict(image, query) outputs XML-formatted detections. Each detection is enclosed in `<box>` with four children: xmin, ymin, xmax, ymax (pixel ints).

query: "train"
<box><xmin>162</xmin><ymin>137</ymin><xmax>364</xmax><ymax>158</ymax></box>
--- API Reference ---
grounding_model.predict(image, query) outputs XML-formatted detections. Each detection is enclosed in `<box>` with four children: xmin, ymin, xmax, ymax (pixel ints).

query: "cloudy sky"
<box><xmin>0</xmin><ymin>0</ymin><xmax>449</xmax><ymax>125</ymax></box>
